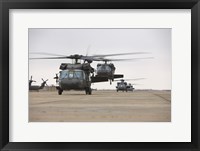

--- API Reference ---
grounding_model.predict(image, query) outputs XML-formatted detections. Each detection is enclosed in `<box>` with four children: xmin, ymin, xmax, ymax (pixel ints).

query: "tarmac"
<box><xmin>29</xmin><ymin>90</ymin><xmax>171</xmax><ymax>122</ymax></box>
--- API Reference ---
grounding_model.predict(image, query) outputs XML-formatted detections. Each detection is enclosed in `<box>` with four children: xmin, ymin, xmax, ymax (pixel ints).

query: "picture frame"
<box><xmin>0</xmin><ymin>0</ymin><xmax>199</xmax><ymax>150</ymax></box>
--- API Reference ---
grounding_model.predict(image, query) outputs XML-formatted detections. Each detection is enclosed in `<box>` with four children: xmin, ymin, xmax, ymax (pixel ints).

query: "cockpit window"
<box><xmin>97</xmin><ymin>65</ymin><xmax>111</xmax><ymax>71</ymax></box>
<box><xmin>60</xmin><ymin>70</ymin><xmax>85</xmax><ymax>79</ymax></box>
<box><xmin>74</xmin><ymin>71</ymin><xmax>82</xmax><ymax>79</ymax></box>
<box><xmin>68</xmin><ymin>71</ymin><xmax>74</xmax><ymax>78</ymax></box>
<box><xmin>60</xmin><ymin>70</ymin><xmax>68</xmax><ymax>79</ymax></box>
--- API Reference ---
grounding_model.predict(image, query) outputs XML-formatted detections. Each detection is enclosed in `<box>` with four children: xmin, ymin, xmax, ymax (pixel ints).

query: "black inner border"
<box><xmin>0</xmin><ymin>0</ymin><xmax>199</xmax><ymax>150</ymax></box>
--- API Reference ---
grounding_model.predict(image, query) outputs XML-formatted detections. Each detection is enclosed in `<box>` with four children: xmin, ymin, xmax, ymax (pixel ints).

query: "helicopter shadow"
<box><xmin>60</xmin><ymin>92</ymin><xmax>92</xmax><ymax>96</ymax></box>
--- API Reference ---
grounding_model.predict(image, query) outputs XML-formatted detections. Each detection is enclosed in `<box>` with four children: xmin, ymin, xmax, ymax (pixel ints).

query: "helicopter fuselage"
<box><xmin>55</xmin><ymin>62</ymin><xmax>108</xmax><ymax>95</ymax></box>
<box><xmin>29</xmin><ymin>81</ymin><xmax>47</xmax><ymax>91</ymax></box>
<box><xmin>96</xmin><ymin>63</ymin><xmax>115</xmax><ymax>78</ymax></box>
<box><xmin>116</xmin><ymin>81</ymin><xmax>128</xmax><ymax>92</ymax></box>
<box><xmin>59</xmin><ymin>79</ymin><xmax>86</xmax><ymax>90</ymax></box>
<box><xmin>116</xmin><ymin>81</ymin><xmax>135</xmax><ymax>92</ymax></box>
<box><xmin>126</xmin><ymin>85</ymin><xmax>134</xmax><ymax>91</ymax></box>
<box><xmin>58</xmin><ymin>69</ymin><xmax>91</xmax><ymax>90</ymax></box>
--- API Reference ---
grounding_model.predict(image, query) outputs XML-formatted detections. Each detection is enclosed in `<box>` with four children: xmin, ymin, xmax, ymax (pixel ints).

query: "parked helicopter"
<box><xmin>29</xmin><ymin>76</ymin><xmax>36</xmax><ymax>88</ymax></box>
<box><xmin>126</xmin><ymin>83</ymin><xmax>135</xmax><ymax>92</ymax></box>
<box><xmin>29</xmin><ymin>76</ymin><xmax>48</xmax><ymax>91</ymax></box>
<box><xmin>30</xmin><ymin>54</ymin><xmax>108</xmax><ymax>95</ymax></box>
<box><xmin>115</xmin><ymin>79</ymin><xmax>144</xmax><ymax>92</ymax></box>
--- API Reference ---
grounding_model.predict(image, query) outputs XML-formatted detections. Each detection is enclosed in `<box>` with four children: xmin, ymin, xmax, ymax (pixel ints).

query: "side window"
<box><xmin>60</xmin><ymin>70</ymin><xmax>68</xmax><ymax>79</ymax></box>
<box><xmin>74</xmin><ymin>71</ymin><xmax>86</xmax><ymax>80</ymax></box>
<box><xmin>75</xmin><ymin>71</ymin><xmax>82</xmax><ymax>79</ymax></box>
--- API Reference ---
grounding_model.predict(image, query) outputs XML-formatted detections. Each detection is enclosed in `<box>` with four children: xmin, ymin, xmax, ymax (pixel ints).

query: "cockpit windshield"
<box><xmin>60</xmin><ymin>70</ymin><xmax>85</xmax><ymax>79</ymax></box>
<box><xmin>97</xmin><ymin>65</ymin><xmax>111</xmax><ymax>71</ymax></box>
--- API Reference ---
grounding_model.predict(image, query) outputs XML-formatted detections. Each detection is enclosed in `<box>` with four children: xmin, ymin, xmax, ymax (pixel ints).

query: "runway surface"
<box><xmin>29</xmin><ymin>90</ymin><xmax>171</xmax><ymax>122</ymax></box>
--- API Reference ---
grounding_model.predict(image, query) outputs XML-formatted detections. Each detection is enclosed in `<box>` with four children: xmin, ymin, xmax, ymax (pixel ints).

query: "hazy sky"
<box><xmin>29</xmin><ymin>28</ymin><xmax>171</xmax><ymax>90</ymax></box>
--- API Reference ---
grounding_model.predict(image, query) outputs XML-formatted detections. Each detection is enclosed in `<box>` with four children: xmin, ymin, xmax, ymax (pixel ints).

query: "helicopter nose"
<box><xmin>60</xmin><ymin>79</ymin><xmax>84</xmax><ymax>89</ymax></box>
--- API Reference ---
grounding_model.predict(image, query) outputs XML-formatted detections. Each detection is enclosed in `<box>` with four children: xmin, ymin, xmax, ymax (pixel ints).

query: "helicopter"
<box><xmin>125</xmin><ymin>83</ymin><xmax>142</xmax><ymax>91</ymax></box>
<box><xmin>126</xmin><ymin>83</ymin><xmax>135</xmax><ymax>92</ymax></box>
<box><xmin>30</xmin><ymin>54</ymin><xmax>109</xmax><ymax>95</ymax></box>
<box><xmin>29</xmin><ymin>76</ymin><xmax>48</xmax><ymax>91</ymax></box>
<box><xmin>92</xmin><ymin>53</ymin><xmax>153</xmax><ymax>84</ymax></box>
<box><xmin>115</xmin><ymin>79</ymin><xmax>144</xmax><ymax>92</ymax></box>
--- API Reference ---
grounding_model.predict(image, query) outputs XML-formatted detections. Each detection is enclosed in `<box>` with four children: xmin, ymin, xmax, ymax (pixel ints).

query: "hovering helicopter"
<box><xmin>92</xmin><ymin>52</ymin><xmax>153</xmax><ymax>84</ymax></box>
<box><xmin>115</xmin><ymin>79</ymin><xmax>144</xmax><ymax>92</ymax></box>
<box><xmin>29</xmin><ymin>76</ymin><xmax>48</xmax><ymax>91</ymax></box>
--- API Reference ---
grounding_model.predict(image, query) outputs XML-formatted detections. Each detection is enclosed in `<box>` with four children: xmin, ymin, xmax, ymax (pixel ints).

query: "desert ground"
<box><xmin>29</xmin><ymin>90</ymin><xmax>171</xmax><ymax>122</ymax></box>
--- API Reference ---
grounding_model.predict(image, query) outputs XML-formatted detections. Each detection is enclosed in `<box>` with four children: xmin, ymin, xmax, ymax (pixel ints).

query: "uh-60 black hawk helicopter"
<box><xmin>115</xmin><ymin>78</ymin><xmax>144</xmax><ymax>92</ymax></box>
<box><xmin>30</xmin><ymin>54</ymin><xmax>107</xmax><ymax>95</ymax></box>
<box><xmin>91</xmin><ymin>52</ymin><xmax>152</xmax><ymax>84</ymax></box>
<box><xmin>29</xmin><ymin>76</ymin><xmax>48</xmax><ymax>91</ymax></box>
<box><xmin>30</xmin><ymin>52</ymin><xmax>151</xmax><ymax>95</ymax></box>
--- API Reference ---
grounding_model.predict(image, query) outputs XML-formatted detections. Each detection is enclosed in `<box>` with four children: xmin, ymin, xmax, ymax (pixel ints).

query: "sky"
<box><xmin>29</xmin><ymin>28</ymin><xmax>171</xmax><ymax>90</ymax></box>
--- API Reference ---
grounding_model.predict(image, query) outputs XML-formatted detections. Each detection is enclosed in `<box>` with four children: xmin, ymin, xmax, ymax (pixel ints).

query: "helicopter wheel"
<box><xmin>58</xmin><ymin>89</ymin><xmax>63</xmax><ymax>95</ymax></box>
<box><xmin>85</xmin><ymin>87</ymin><xmax>92</xmax><ymax>95</ymax></box>
<box><xmin>85</xmin><ymin>88</ymin><xmax>89</xmax><ymax>95</ymax></box>
<box><xmin>88</xmin><ymin>87</ymin><xmax>92</xmax><ymax>95</ymax></box>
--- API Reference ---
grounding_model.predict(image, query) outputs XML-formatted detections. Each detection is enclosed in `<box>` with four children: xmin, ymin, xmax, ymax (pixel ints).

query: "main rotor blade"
<box><xmin>29</xmin><ymin>52</ymin><xmax>66</xmax><ymax>57</ymax></box>
<box><xmin>126</xmin><ymin>78</ymin><xmax>146</xmax><ymax>81</ymax></box>
<box><xmin>29</xmin><ymin>54</ymin><xmax>87</xmax><ymax>60</ymax></box>
<box><xmin>96</xmin><ymin>57</ymin><xmax>154</xmax><ymax>62</ymax></box>
<box><xmin>29</xmin><ymin>56</ymin><xmax>70</xmax><ymax>60</ymax></box>
<box><xmin>29</xmin><ymin>52</ymin><xmax>153</xmax><ymax>62</ymax></box>
<box><xmin>114</xmin><ymin>78</ymin><xmax>146</xmax><ymax>81</ymax></box>
<box><xmin>91</xmin><ymin>52</ymin><xmax>150</xmax><ymax>58</ymax></box>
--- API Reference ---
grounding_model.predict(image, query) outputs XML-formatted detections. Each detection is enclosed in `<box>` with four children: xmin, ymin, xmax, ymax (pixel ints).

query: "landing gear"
<box><xmin>56</xmin><ymin>87</ymin><xmax>63</xmax><ymax>95</ymax></box>
<box><xmin>58</xmin><ymin>89</ymin><xmax>63</xmax><ymax>95</ymax></box>
<box><xmin>110</xmin><ymin>78</ymin><xmax>114</xmax><ymax>85</ymax></box>
<box><xmin>85</xmin><ymin>87</ymin><xmax>92</xmax><ymax>95</ymax></box>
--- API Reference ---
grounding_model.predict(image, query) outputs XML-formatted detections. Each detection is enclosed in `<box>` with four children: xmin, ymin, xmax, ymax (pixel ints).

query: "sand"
<box><xmin>29</xmin><ymin>90</ymin><xmax>171</xmax><ymax>122</ymax></box>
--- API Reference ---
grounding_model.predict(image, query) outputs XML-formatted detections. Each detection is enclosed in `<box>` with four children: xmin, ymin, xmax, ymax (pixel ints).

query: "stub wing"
<box><xmin>113</xmin><ymin>74</ymin><xmax>124</xmax><ymax>79</ymax></box>
<box><xmin>91</xmin><ymin>76</ymin><xmax>108</xmax><ymax>83</ymax></box>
